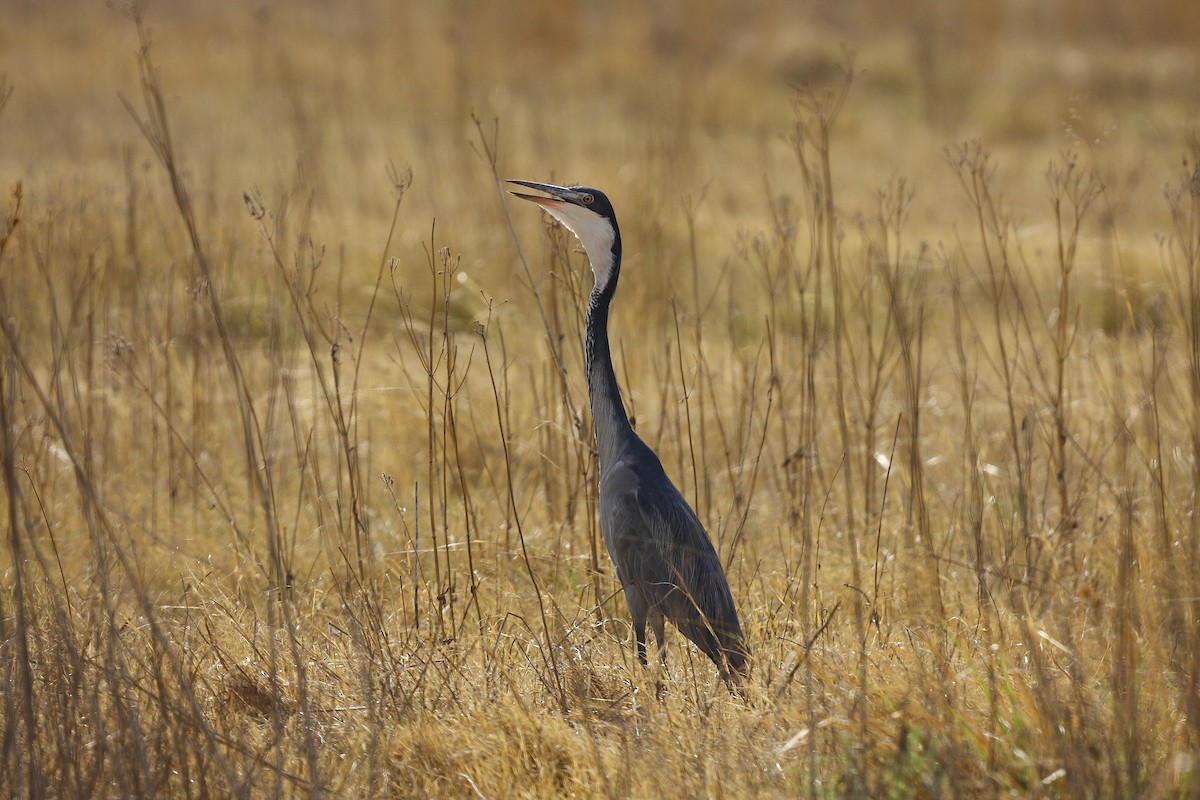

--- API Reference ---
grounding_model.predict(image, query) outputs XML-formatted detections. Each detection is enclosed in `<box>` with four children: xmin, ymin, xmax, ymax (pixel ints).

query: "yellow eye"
<box><xmin>581</xmin><ymin>193</ymin><xmax>594</xmax><ymax>204</ymax></box>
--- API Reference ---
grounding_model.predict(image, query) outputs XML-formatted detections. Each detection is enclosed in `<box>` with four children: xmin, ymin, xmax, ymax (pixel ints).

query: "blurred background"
<box><xmin>2</xmin><ymin>0</ymin><xmax>1197</xmax><ymax>263</ymax></box>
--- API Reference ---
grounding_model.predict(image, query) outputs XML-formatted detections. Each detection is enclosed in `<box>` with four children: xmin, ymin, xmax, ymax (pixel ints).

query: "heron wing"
<box><xmin>599</xmin><ymin>444</ymin><xmax>744</xmax><ymax>660</ymax></box>
<box><xmin>599</xmin><ymin>459</ymin><xmax>674</xmax><ymax>594</ymax></box>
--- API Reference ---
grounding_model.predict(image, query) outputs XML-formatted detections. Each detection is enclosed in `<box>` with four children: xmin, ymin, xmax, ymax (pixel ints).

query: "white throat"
<box><xmin>543</xmin><ymin>203</ymin><xmax>616</xmax><ymax>289</ymax></box>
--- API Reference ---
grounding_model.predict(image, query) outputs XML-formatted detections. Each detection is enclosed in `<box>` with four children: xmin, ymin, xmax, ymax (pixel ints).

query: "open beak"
<box><xmin>507</xmin><ymin>180</ymin><xmax>581</xmax><ymax>208</ymax></box>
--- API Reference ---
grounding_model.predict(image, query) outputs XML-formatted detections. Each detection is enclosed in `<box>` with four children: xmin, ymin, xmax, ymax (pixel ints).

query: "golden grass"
<box><xmin>3</xmin><ymin>1</ymin><xmax>1200</xmax><ymax>797</ymax></box>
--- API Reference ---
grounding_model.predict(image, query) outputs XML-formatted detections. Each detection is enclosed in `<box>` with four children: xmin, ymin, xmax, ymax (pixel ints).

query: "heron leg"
<box><xmin>649</xmin><ymin>612</ymin><xmax>667</xmax><ymax>668</ymax></box>
<box><xmin>633</xmin><ymin>618</ymin><xmax>649</xmax><ymax>666</ymax></box>
<box><xmin>626</xmin><ymin>589</ymin><xmax>650</xmax><ymax>666</ymax></box>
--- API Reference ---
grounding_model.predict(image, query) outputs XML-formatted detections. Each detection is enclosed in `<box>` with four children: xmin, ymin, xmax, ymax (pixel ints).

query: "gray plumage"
<box><xmin>509</xmin><ymin>180</ymin><xmax>749</xmax><ymax>682</ymax></box>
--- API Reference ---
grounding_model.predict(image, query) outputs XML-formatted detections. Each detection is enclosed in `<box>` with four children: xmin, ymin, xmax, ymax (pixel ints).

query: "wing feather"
<box><xmin>598</xmin><ymin>442</ymin><xmax>747</xmax><ymax>673</ymax></box>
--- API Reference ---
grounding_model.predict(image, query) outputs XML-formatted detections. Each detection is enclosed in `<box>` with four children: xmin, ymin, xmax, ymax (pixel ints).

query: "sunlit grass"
<box><xmin>2</xmin><ymin>1</ymin><xmax>1200</xmax><ymax>797</ymax></box>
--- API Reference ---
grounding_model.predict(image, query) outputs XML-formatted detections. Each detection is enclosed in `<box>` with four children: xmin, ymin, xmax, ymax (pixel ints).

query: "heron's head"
<box><xmin>508</xmin><ymin>180</ymin><xmax>620</xmax><ymax>287</ymax></box>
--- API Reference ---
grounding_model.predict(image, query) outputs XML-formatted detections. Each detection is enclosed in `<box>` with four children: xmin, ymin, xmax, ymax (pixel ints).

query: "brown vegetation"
<box><xmin>2</xmin><ymin>1</ymin><xmax>1200</xmax><ymax>796</ymax></box>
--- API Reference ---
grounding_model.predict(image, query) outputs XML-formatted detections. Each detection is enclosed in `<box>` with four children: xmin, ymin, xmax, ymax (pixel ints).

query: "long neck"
<box><xmin>585</xmin><ymin>246</ymin><xmax>634</xmax><ymax>470</ymax></box>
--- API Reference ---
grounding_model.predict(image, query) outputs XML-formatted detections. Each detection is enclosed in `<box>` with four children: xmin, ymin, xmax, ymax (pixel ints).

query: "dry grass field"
<box><xmin>3</xmin><ymin>1</ymin><xmax>1200</xmax><ymax>796</ymax></box>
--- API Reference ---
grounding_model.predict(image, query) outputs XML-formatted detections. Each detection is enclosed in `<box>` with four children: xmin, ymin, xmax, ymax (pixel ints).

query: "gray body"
<box><xmin>509</xmin><ymin>180</ymin><xmax>749</xmax><ymax>680</ymax></box>
<box><xmin>598</xmin><ymin>428</ymin><xmax>747</xmax><ymax>677</ymax></box>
